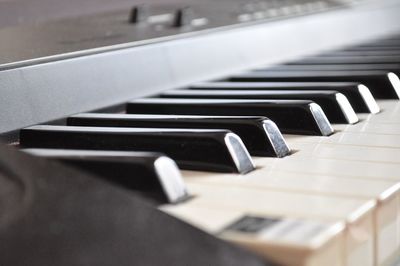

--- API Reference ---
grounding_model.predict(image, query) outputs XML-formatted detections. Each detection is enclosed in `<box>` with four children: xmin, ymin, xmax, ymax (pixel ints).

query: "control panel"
<box><xmin>0</xmin><ymin>0</ymin><xmax>352</xmax><ymax>69</ymax></box>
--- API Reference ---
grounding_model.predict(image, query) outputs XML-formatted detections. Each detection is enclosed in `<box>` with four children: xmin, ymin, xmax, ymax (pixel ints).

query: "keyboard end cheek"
<box><xmin>224</xmin><ymin>133</ymin><xmax>256</xmax><ymax>175</ymax></box>
<box><xmin>309</xmin><ymin>103</ymin><xmax>334</xmax><ymax>137</ymax></box>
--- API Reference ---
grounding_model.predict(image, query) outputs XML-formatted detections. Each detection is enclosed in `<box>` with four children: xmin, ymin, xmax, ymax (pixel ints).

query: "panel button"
<box><xmin>173</xmin><ymin>7</ymin><xmax>194</xmax><ymax>27</ymax></box>
<box><xmin>129</xmin><ymin>5</ymin><xmax>148</xmax><ymax>24</ymax></box>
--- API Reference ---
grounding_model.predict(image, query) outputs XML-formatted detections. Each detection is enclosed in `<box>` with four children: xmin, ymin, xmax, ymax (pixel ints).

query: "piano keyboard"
<box><xmin>1</xmin><ymin>1</ymin><xmax>400</xmax><ymax>265</ymax></box>
<box><xmin>8</xmin><ymin>31</ymin><xmax>399</xmax><ymax>266</ymax></box>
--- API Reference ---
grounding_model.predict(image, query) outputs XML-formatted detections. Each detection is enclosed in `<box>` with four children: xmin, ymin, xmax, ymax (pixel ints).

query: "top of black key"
<box><xmin>126</xmin><ymin>98</ymin><xmax>334</xmax><ymax>136</ymax></box>
<box><xmin>160</xmin><ymin>89</ymin><xmax>359</xmax><ymax>124</ymax></box>
<box><xmin>20</xmin><ymin>125</ymin><xmax>255</xmax><ymax>174</ymax></box>
<box><xmin>68</xmin><ymin>113</ymin><xmax>291</xmax><ymax>158</ymax></box>
<box><xmin>190</xmin><ymin>82</ymin><xmax>379</xmax><ymax>113</ymax></box>
<box><xmin>22</xmin><ymin>149</ymin><xmax>188</xmax><ymax>204</ymax></box>
<box><xmin>229</xmin><ymin>70</ymin><xmax>400</xmax><ymax>99</ymax></box>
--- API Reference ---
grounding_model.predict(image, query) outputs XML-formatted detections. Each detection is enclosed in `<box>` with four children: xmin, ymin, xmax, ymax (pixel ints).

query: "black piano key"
<box><xmin>259</xmin><ymin>64</ymin><xmax>400</xmax><ymax>75</ymax></box>
<box><xmin>189</xmin><ymin>82</ymin><xmax>379</xmax><ymax>113</ymax></box>
<box><xmin>20</xmin><ymin>125</ymin><xmax>255</xmax><ymax>174</ymax></box>
<box><xmin>68</xmin><ymin>113</ymin><xmax>290</xmax><ymax>158</ymax></box>
<box><xmin>321</xmin><ymin>51</ymin><xmax>400</xmax><ymax>57</ymax></box>
<box><xmin>126</xmin><ymin>98</ymin><xmax>334</xmax><ymax>136</ymax></box>
<box><xmin>345</xmin><ymin>46</ymin><xmax>400</xmax><ymax>52</ymax></box>
<box><xmin>355</xmin><ymin>41</ymin><xmax>400</xmax><ymax>47</ymax></box>
<box><xmin>229</xmin><ymin>71</ymin><xmax>400</xmax><ymax>99</ymax></box>
<box><xmin>22</xmin><ymin>149</ymin><xmax>188</xmax><ymax>204</ymax></box>
<box><xmin>290</xmin><ymin>55</ymin><xmax>400</xmax><ymax>65</ymax></box>
<box><xmin>160</xmin><ymin>89</ymin><xmax>358</xmax><ymax>124</ymax></box>
<box><xmin>379</xmin><ymin>37</ymin><xmax>400</xmax><ymax>42</ymax></box>
<box><xmin>380</xmin><ymin>36</ymin><xmax>400</xmax><ymax>41</ymax></box>
<box><xmin>0</xmin><ymin>144</ymin><xmax>267</xmax><ymax>266</ymax></box>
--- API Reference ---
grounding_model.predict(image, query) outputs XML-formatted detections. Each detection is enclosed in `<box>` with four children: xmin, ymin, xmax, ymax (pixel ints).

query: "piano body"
<box><xmin>1</xmin><ymin>0</ymin><xmax>400</xmax><ymax>265</ymax></box>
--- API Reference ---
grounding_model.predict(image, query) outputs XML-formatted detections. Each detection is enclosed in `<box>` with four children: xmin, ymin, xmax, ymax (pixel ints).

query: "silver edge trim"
<box><xmin>262</xmin><ymin>120</ymin><xmax>291</xmax><ymax>157</ymax></box>
<box><xmin>357</xmin><ymin>84</ymin><xmax>380</xmax><ymax>114</ymax></box>
<box><xmin>155</xmin><ymin>156</ymin><xmax>189</xmax><ymax>203</ymax></box>
<box><xmin>335</xmin><ymin>92</ymin><xmax>359</xmax><ymax>124</ymax></box>
<box><xmin>224</xmin><ymin>132</ymin><xmax>255</xmax><ymax>174</ymax></box>
<box><xmin>309</xmin><ymin>103</ymin><xmax>334</xmax><ymax>136</ymax></box>
<box><xmin>387</xmin><ymin>72</ymin><xmax>400</xmax><ymax>99</ymax></box>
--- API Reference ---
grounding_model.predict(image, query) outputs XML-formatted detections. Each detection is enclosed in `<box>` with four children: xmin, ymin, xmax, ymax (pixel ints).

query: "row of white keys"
<box><xmin>179</xmin><ymin>158</ymin><xmax>400</xmax><ymax>265</ymax></box>
<box><xmin>163</xmin><ymin>182</ymin><xmax>375</xmax><ymax>266</ymax></box>
<box><xmin>164</xmin><ymin>161</ymin><xmax>387</xmax><ymax>265</ymax></box>
<box><xmin>355</xmin><ymin>100</ymin><xmax>400</xmax><ymax>125</ymax></box>
<box><xmin>163</xmin><ymin>203</ymin><xmax>346</xmax><ymax>266</ymax></box>
<box><xmin>281</xmin><ymin>100</ymin><xmax>400</xmax><ymax>265</ymax></box>
<box><xmin>162</xmin><ymin>100</ymin><xmax>400</xmax><ymax>266</ymax></box>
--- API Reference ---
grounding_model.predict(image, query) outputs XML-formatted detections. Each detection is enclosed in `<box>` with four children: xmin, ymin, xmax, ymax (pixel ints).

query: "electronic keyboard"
<box><xmin>1</xmin><ymin>0</ymin><xmax>400</xmax><ymax>265</ymax></box>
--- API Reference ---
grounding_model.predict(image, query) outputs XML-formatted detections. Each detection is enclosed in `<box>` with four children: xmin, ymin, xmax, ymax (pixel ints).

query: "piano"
<box><xmin>1</xmin><ymin>0</ymin><xmax>400</xmax><ymax>265</ymax></box>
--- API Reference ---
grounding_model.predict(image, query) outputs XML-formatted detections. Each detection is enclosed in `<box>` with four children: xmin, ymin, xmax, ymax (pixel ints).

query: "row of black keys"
<box><xmin>18</xmin><ymin>34</ymin><xmax>400</xmax><ymax>204</ymax></box>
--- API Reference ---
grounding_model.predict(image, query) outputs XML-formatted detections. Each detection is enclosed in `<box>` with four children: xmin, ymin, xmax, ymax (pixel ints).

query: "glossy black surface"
<box><xmin>0</xmin><ymin>144</ymin><xmax>267</xmax><ymax>266</ymax></box>
<box><xmin>361</xmin><ymin>39</ymin><xmax>400</xmax><ymax>45</ymax></box>
<box><xmin>259</xmin><ymin>63</ymin><xmax>400</xmax><ymax>76</ymax></box>
<box><xmin>1</xmin><ymin>3</ymin><xmax>400</xmax><ymax>266</ymax></box>
<box><xmin>290</xmin><ymin>55</ymin><xmax>400</xmax><ymax>65</ymax></box>
<box><xmin>160</xmin><ymin>89</ymin><xmax>358</xmax><ymax>124</ymax></box>
<box><xmin>1</xmin><ymin>0</ymin><xmax>398</xmax><ymax>135</ymax></box>
<box><xmin>190</xmin><ymin>82</ymin><xmax>378</xmax><ymax>113</ymax></box>
<box><xmin>321</xmin><ymin>51</ymin><xmax>400</xmax><ymax>57</ymax></box>
<box><xmin>126</xmin><ymin>98</ymin><xmax>333</xmax><ymax>136</ymax></box>
<box><xmin>344</xmin><ymin>46</ymin><xmax>400</xmax><ymax>51</ymax></box>
<box><xmin>22</xmin><ymin>149</ymin><xmax>188</xmax><ymax>204</ymax></box>
<box><xmin>20</xmin><ymin>125</ymin><xmax>255</xmax><ymax>174</ymax></box>
<box><xmin>352</xmin><ymin>40</ymin><xmax>400</xmax><ymax>48</ymax></box>
<box><xmin>68</xmin><ymin>113</ymin><xmax>290</xmax><ymax>157</ymax></box>
<box><xmin>229</xmin><ymin>71</ymin><xmax>400</xmax><ymax>99</ymax></box>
